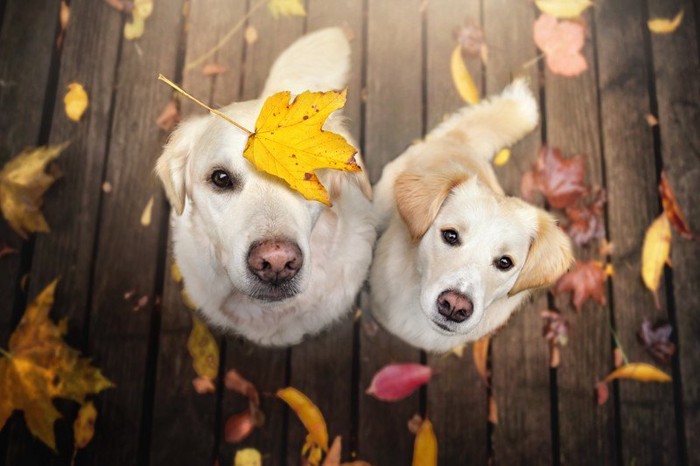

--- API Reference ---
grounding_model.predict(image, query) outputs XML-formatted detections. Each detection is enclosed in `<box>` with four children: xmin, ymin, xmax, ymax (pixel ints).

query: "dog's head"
<box><xmin>395</xmin><ymin>164</ymin><xmax>573</xmax><ymax>340</ymax></box>
<box><xmin>156</xmin><ymin>100</ymin><xmax>358</xmax><ymax>303</ymax></box>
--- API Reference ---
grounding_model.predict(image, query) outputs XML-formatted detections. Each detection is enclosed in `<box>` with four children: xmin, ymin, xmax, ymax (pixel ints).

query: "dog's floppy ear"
<box><xmin>155</xmin><ymin>116</ymin><xmax>207</xmax><ymax>215</ymax></box>
<box><xmin>394</xmin><ymin>167</ymin><xmax>467</xmax><ymax>239</ymax></box>
<box><xmin>509</xmin><ymin>209</ymin><xmax>574</xmax><ymax>296</ymax></box>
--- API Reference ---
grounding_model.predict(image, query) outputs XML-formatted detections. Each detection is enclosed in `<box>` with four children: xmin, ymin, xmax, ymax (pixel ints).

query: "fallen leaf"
<box><xmin>603</xmin><ymin>362</ymin><xmax>671</xmax><ymax>383</ymax></box>
<box><xmin>224</xmin><ymin>410</ymin><xmax>255</xmax><ymax>444</ymax></box>
<box><xmin>101</xmin><ymin>181</ymin><xmax>112</xmax><ymax>193</ymax></box>
<box><xmin>488</xmin><ymin>395</ymin><xmax>498</xmax><ymax>424</ymax></box>
<box><xmin>535</xmin><ymin>0</ymin><xmax>592</xmax><ymax>19</ymax></box>
<box><xmin>0</xmin><ymin>143</ymin><xmax>67</xmax><ymax>239</ymax></box>
<box><xmin>450</xmin><ymin>45</ymin><xmax>479</xmax><ymax>105</ymax></box>
<box><xmin>493</xmin><ymin>148</ymin><xmax>511</xmax><ymax>166</ymax></box>
<box><xmin>453</xmin><ymin>22</ymin><xmax>485</xmax><ymax>58</ymax></box>
<box><xmin>533</xmin><ymin>14</ymin><xmax>587</xmax><ymax>77</ymax></box>
<box><xmin>659</xmin><ymin>172</ymin><xmax>694</xmax><ymax>239</ymax></box>
<box><xmin>407</xmin><ymin>414</ymin><xmax>423</xmax><ymax>434</ymax></box>
<box><xmin>0</xmin><ymin>241</ymin><xmax>18</xmax><ymax>258</ymax></box>
<box><xmin>268</xmin><ymin>0</ymin><xmax>306</xmax><ymax>17</ymax></box>
<box><xmin>638</xmin><ymin>319</ymin><xmax>676</xmax><ymax>365</ymax></box>
<box><xmin>64</xmin><ymin>83</ymin><xmax>88</xmax><ymax>122</ymax></box>
<box><xmin>187</xmin><ymin>316</ymin><xmax>219</xmax><ymax>381</ymax></box>
<box><xmin>234</xmin><ymin>448</ymin><xmax>262</xmax><ymax>466</ymax></box>
<box><xmin>366</xmin><ymin>363</ymin><xmax>433</xmax><ymax>402</ymax></box>
<box><xmin>451</xmin><ymin>343</ymin><xmax>465</xmax><ymax>358</ymax></box>
<box><xmin>201</xmin><ymin>63</ymin><xmax>227</xmax><ymax>77</ymax></box>
<box><xmin>192</xmin><ymin>376</ymin><xmax>216</xmax><ymax>394</ymax></box>
<box><xmin>124</xmin><ymin>17</ymin><xmax>145</xmax><ymax>40</ymax></box>
<box><xmin>171</xmin><ymin>262</ymin><xmax>182</xmax><ymax>283</ymax></box>
<box><xmin>57</xmin><ymin>1</ymin><xmax>70</xmax><ymax>48</ymax></box>
<box><xmin>244</xmin><ymin>25</ymin><xmax>258</xmax><ymax>44</ymax></box>
<box><xmin>565</xmin><ymin>188</ymin><xmax>606</xmax><ymax>246</ymax></box>
<box><xmin>277</xmin><ymin>386</ymin><xmax>328</xmax><ymax>463</ymax></box>
<box><xmin>243</xmin><ymin>90</ymin><xmax>360</xmax><ymax>206</ymax></box>
<box><xmin>531</xmin><ymin>146</ymin><xmax>588</xmax><ymax>209</ymax></box>
<box><xmin>554</xmin><ymin>261</ymin><xmax>607</xmax><ymax>312</ymax></box>
<box><xmin>645</xmin><ymin>113</ymin><xmax>659</xmax><ymax>126</ymax></box>
<box><xmin>613</xmin><ymin>347</ymin><xmax>625</xmax><ymax>368</ymax></box>
<box><xmin>520</xmin><ymin>169</ymin><xmax>537</xmax><ymax>203</ymax></box>
<box><xmin>322</xmin><ymin>436</ymin><xmax>342</xmax><ymax>466</ymax></box>
<box><xmin>648</xmin><ymin>10</ymin><xmax>684</xmax><ymax>34</ymax></box>
<box><xmin>140</xmin><ymin>196</ymin><xmax>154</xmax><ymax>226</ymax></box>
<box><xmin>0</xmin><ymin>280</ymin><xmax>112</xmax><ymax>450</ymax></box>
<box><xmin>641</xmin><ymin>214</ymin><xmax>671</xmax><ymax>308</ymax></box>
<box><xmin>156</xmin><ymin>100</ymin><xmax>181</xmax><ymax>132</ymax></box>
<box><xmin>180</xmin><ymin>288</ymin><xmax>197</xmax><ymax>310</ymax></box>
<box><xmin>472</xmin><ymin>337</ymin><xmax>489</xmax><ymax>385</ymax></box>
<box><xmin>542</xmin><ymin>310</ymin><xmax>569</xmax><ymax>368</ymax></box>
<box><xmin>224</xmin><ymin>369</ymin><xmax>259</xmax><ymax>406</ymax></box>
<box><xmin>104</xmin><ymin>0</ymin><xmax>130</xmax><ymax>12</ymax></box>
<box><xmin>73</xmin><ymin>401</ymin><xmax>97</xmax><ymax>449</ymax></box>
<box><xmin>412</xmin><ymin>419</ymin><xmax>437</xmax><ymax>466</ymax></box>
<box><xmin>595</xmin><ymin>381</ymin><xmax>609</xmax><ymax>405</ymax></box>
<box><xmin>598</xmin><ymin>238</ymin><xmax>614</xmax><ymax>257</ymax></box>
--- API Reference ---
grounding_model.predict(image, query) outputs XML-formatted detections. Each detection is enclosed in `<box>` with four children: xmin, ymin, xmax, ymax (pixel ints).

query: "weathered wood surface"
<box><xmin>1</xmin><ymin>0</ymin><xmax>698</xmax><ymax>465</ymax></box>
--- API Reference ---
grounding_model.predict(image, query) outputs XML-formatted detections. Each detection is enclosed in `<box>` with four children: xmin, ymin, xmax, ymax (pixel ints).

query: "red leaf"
<box><xmin>659</xmin><ymin>171</ymin><xmax>694</xmax><ymax>239</ymax></box>
<box><xmin>533</xmin><ymin>146</ymin><xmax>588</xmax><ymax>209</ymax></box>
<box><xmin>595</xmin><ymin>381</ymin><xmax>609</xmax><ymax>405</ymax></box>
<box><xmin>565</xmin><ymin>188</ymin><xmax>606</xmax><ymax>246</ymax></box>
<box><xmin>534</xmin><ymin>14</ymin><xmax>588</xmax><ymax>77</ymax></box>
<box><xmin>553</xmin><ymin>261</ymin><xmax>607</xmax><ymax>312</ymax></box>
<box><xmin>366</xmin><ymin>363</ymin><xmax>433</xmax><ymax>402</ymax></box>
<box><xmin>156</xmin><ymin>100</ymin><xmax>181</xmax><ymax>132</ymax></box>
<box><xmin>224</xmin><ymin>369</ymin><xmax>260</xmax><ymax>406</ymax></box>
<box><xmin>224</xmin><ymin>410</ymin><xmax>254</xmax><ymax>444</ymax></box>
<box><xmin>192</xmin><ymin>376</ymin><xmax>216</xmax><ymax>394</ymax></box>
<box><xmin>637</xmin><ymin>318</ymin><xmax>676</xmax><ymax>365</ymax></box>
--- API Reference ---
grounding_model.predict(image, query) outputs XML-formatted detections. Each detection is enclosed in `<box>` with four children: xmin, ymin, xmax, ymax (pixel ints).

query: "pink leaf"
<box><xmin>224</xmin><ymin>410</ymin><xmax>254</xmax><ymax>443</ymax></box>
<box><xmin>595</xmin><ymin>381</ymin><xmax>609</xmax><ymax>406</ymax></box>
<box><xmin>534</xmin><ymin>14</ymin><xmax>588</xmax><ymax>77</ymax></box>
<box><xmin>366</xmin><ymin>363</ymin><xmax>433</xmax><ymax>402</ymax></box>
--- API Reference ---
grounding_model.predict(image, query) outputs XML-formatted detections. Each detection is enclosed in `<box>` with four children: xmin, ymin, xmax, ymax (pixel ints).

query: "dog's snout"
<box><xmin>247</xmin><ymin>240</ymin><xmax>303</xmax><ymax>284</ymax></box>
<box><xmin>436</xmin><ymin>290</ymin><xmax>474</xmax><ymax>323</ymax></box>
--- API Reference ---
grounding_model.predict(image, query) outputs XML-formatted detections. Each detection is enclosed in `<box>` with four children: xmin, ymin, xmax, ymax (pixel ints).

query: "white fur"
<box><xmin>157</xmin><ymin>28</ymin><xmax>375</xmax><ymax>346</ymax></box>
<box><xmin>370</xmin><ymin>80</ymin><xmax>572</xmax><ymax>353</ymax></box>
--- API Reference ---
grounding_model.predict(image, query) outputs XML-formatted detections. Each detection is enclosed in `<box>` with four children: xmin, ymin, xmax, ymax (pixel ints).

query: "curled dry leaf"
<box><xmin>156</xmin><ymin>99</ymin><xmax>181</xmax><ymax>132</ymax></box>
<box><xmin>412</xmin><ymin>419</ymin><xmax>437</xmax><ymax>466</ymax></box>
<box><xmin>535</xmin><ymin>0</ymin><xmax>592</xmax><ymax>19</ymax></box>
<box><xmin>201</xmin><ymin>63</ymin><xmax>227</xmax><ymax>77</ymax></box>
<box><xmin>0</xmin><ymin>143</ymin><xmax>67</xmax><ymax>239</ymax></box>
<box><xmin>366</xmin><ymin>363</ymin><xmax>433</xmax><ymax>402</ymax></box>
<box><xmin>140</xmin><ymin>196</ymin><xmax>154</xmax><ymax>226</ymax></box>
<box><xmin>659</xmin><ymin>171</ymin><xmax>694</xmax><ymax>239</ymax></box>
<box><xmin>553</xmin><ymin>261</ymin><xmax>607</xmax><ymax>312</ymax></box>
<box><xmin>648</xmin><ymin>10</ymin><xmax>684</xmax><ymax>34</ymax></box>
<box><xmin>453</xmin><ymin>21</ymin><xmax>485</xmax><ymax>58</ymax></box>
<box><xmin>268</xmin><ymin>0</ymin><xmax>306</xmax><ymax>17</ymax></box>
<box><xmin>488</xmin><ymin>395</ymin><xmax>498</xmax><ymax>424</ymax></box>
<box><xmin>224</xmin><ymin>410</ymin><xmax>255</xmax><ymax>444</ymax></box>
<box><xmin>613</xmin><ymin>347</ymin><xmax>625</xmax><ymax>368</ymax></box>
<box><xmin>472</xmin><ymin>337</ymin><xmax>490</xmax><ymax>385</ymax></box>
<box><xmin>641</xmin><ymin>214</ymin><xmax>671</xmax><ymax>309</ymax></box>
<box><xmin>638</xmin><ymin>319</ymin><xmax>676</xmax><ymax>365</ymax></box>
<box><xmin>277</xmin><ymin>387</ymin><xmax>328</xmax><ymax>462</ymax></box>
<box><xmin>192</xmin><ymin>376</ymin><xmax>216</xmax><ymax>394</ymax></box>
<box><xmin>73</xmin><ymin>401</ymin><xmax>97</xmax><ymax>449</ymax></box>
<box><xmin>450</xmin><ymin>45</ymin><xmax>479</xmax><ymax>105</ymax></box>
<box><xmin>224</xmin><ymin>369</ymin><xmax>260</xmax><ymax>406</ymax></box>
<box><xmin>64</xmin><ymin>83</ymin><xmax>88</xmax><ymax>122</ymax></box>
<box><xmin>531</xmin><ymin>146</ymin><xmax>588</xmax><ymax>209</ymax></box>
<box><xmin>322</xmin><ymin>436</ymin><xmax>342</xmax><ymax>466</ymax></box>
<box><xmin>234</xmin><ymin>448</ymin><xmax>262</xmax><ymax>466</ymax></box>
<box><xmin>603</xmin><ymin>362</ymin><xmax>671</xmax><ymax>383</ymax></box>
<box><xmin>187</xmin><ymin>316</ymin><xmax>219</xmax><ymax>381</ymax></box>
<box><xmin>533</xmin><ymin>14</ymin><xmax>587</xmax><ymax>77</ymax></box>
<box><xmin>565</xmin><ymin>188</ymin><xmax>606</xmax><ymax>246</ymax></box>
<box><xmin>595</xmin><ymin>381</ymin><xmax>609</xmax><ymax>405</ymax></box>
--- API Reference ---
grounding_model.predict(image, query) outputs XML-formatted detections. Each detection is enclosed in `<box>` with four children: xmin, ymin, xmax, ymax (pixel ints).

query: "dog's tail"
<box><xmin>261</xmin><ymin>27</ymin><xmax>351</xmax><ymax>98</ymax></box>
<box><xmin>428</xmin><ymin>79</ymin><xmax>539</xmax><ymax>161</ymax></box>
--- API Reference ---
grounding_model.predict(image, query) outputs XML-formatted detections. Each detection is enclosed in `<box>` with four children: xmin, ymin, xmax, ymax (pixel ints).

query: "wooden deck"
<box><xmin>1</xmin><ymin>0</ymin><xmax>699</xmax><ymax>464</ymax></box>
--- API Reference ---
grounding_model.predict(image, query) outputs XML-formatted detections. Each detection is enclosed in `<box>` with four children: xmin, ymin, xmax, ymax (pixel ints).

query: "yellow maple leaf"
<box><xmin>0</xmin><ymin>143</ymin><xmax>67</xmax><ymax>239</ymax></box>
<box><xmin>187</xmin><ymin>316</ymin><xmax>219</xmax><ymax>381</ymax></box>
<box><xmin>412</xmin><ymin>418</ymin><xmax>437</xmax><ymax>466</ymax></box>
<box><xmin>243</xmin><ymin>90</ymin><xmax>360</xmax><ymax>206</ymax></box>
<box><xmin>73</xmin><ymin>401</ymin><xmax>97</xmax><ymax>449</ymax></box>
<box><xmin>648</xmin><ymin>10</ymin><xmax>684</xmax><ymax>34</ymax></box>
<box><xmin>64</xmin><ymin>83</ymin><xmax>88</xmax><ymax>122</ymax></box>
<box><xmin>0</xmin><ymin>280</ymin><xmax>113</xmax><ymax>450</ymax></box>
<box><xmin>450</xmin><ymin>46</ymin><xmax>479</xmax><ymax>105</ymax></box>
<box><xmin>535</xmin><ymin>0</ymin><xmax>593</xmax><ymax>19</ymax></box>
<box><xmin>268</xmin><ymin>0</ymin><xmax>306</xmax><ymax>17</ymax></box>
<box><xmin>277</xmin><ymin>386</ymin><xmax>328</xmax><ymax>465</ymax></box>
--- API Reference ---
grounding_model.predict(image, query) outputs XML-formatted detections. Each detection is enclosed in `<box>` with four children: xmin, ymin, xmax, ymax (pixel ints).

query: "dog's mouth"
<box><xmin>247</xmin><ymin>277</ymin><xmax>300</xmax><ymax>302</ymax></box>
<box><xmin>428</xmin><ymin>318</ymin><xmax>457</xmax><ymax>335</ymax></box>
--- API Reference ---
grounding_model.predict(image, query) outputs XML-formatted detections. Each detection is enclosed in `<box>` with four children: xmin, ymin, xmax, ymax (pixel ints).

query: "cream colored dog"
<box><xmin>156</xmin><ymin>29</ymin><xmax>374</xmax><ymax>346</ymax></box>
<box><xmin>370</xmin><ymin>81</ymin><xmax>573</xmax><ymax>352</ymax></box>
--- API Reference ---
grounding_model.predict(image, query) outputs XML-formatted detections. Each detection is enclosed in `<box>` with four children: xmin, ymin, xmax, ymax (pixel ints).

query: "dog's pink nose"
<box><xmin>247</xmin><ymin>240</ymin><xmax>303</xmax><ymax>285</ymax></box>
<box><xmin>437</xmin><ymin>290</ymin><xmax>474</xmax><ymax>323</ymax></box>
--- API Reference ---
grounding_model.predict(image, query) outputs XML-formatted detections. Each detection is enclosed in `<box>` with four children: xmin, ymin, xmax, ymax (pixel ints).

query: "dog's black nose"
<box><xmin>436</xmin><ymin>290</ymin><xmax>474</xmax><ymax>323</ymax></box>
<box><xmin>247</xmin><ymin>240</ymin><xmax>303</xmax><ymax>285</ymax></box>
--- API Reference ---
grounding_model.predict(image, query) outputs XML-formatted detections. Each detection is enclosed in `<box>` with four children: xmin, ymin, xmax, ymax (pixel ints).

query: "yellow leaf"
<box><xmin>187</xmin><ymin>316</ymin><xmax>219</xmax><ymax>381</ymax></box>
<box><xmin>641</xmin><ymin>214</ymin><xmax>671</xmax><ymax>301</ymax></box>
<box><xmin>268</xmin><ymin>0</ymin><xmax>306</xmax><ymax>17</ymax></box>
<box><xmin>450</xmin><ymin>46</ymin><xmax>479</xmax><ymax>105</ymax></box>
<box><xmin>140</xmin><ymin>196</ymin><xmax>154</xmax><ymax>226</ymax></box>
<box><xmin>133</xmin><ymin>0</ymin><xmax>153</xmax><ymax>19</ymax></box>
<box><xmin>648</xmin><ymin>10</ymin><xmax>684</xmax><ymax>34</ymax></box>
<box><xmin>0</xmin><ymin>280</ymin><xmax>112</xmax><ymax>450</ymax></box>
<box><xmin>124</xmin><ymin>16</ymin><xmax>145</xmax><ymax>40</ymax></box>
<box><xmin>472</xmin><ymin>337</ymin><xmax>490</xmax><ymax>385</ymax></box>
<box><xmin>234</xmin><ymin>448</ymin><xmax>262</xmax><ymax>466</ymax></box>
<box><xmin>493</xmin><ymin>148</ymin><xmax>511</xmax><ymax>166</ymax></box>
<box><xmin>243</xmin><ymin>90</ymin><xmax>360</xmax><ymax>206</ymax></box>
<box><xmin>73</xmin><ymin>401</ymin><xmax>97</xmax><ymax>449</ymax></box>
<box><xmin>412</xmin><ymin>419</ymin><xmax>437</xmax><ymax>466</ymax></box>
<box><xmin>171</xmin><ymin>262</ymin><xmax>183</xmax><ymax>283</ymax></box>
<box><xmin>64</xmin><ymin>83</ymin><xmax>88</xmax><ymax>122</ymax></box>
<box><xmin>603</xmin><ymin>362</ymin><xmax>671</xmax><ymax>383</ymax></box>
<box><xmin>277</xmin><ymin>386</ymin><xmax>329</xmax><ymax>462</ymax></box>
<box><xmin>0</xmin><ymin>143</ymin><xmax>67</xmax><ymax>239</ymax></box>
<box><xmin>450</xmin><ymin>343</ymin><xmax>465</xmax><ymax>358</ymax></box>
<box><xmin>180</xmin><ymin>288</ymin><xmax>198</xmax><ymax>310</ymax></box>
<box><xmin>535</xmin><ymin>0</ymin><xmax>593</xmax><ymax>19</ymax></box>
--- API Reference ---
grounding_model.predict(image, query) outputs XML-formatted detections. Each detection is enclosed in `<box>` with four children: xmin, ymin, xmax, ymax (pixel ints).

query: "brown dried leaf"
<box><xmin>659</xmin><ymin>171</ymin><xmax>694</xmax><ymax>239</ymax></box>
<box><xmin>201</xmin><ymin>63</ymin><xmax>228</xmax><ymax>77</ymax></box>
<box><xmin>155</xmin><ymin>100</ymin><xmax>181</xmax><ymax>132</ymax></box>
<box><xmin>488</xmin><ymin>395</ymin><xmax>498</xmax><ymax>424</ymax></box>
<box><xmin>472</xmin><ymin>337</ymin><xmax>489</xmax><ymax>385</ymax></box>
<box><xmin>638</xmin><ymin>318</ymin><xmax>676</xmax><ymax>365</ymax></box>
<box><xmin>532</xmin><ymin>146</ymin><xmax>588</xmax><ymax>209</ymax></box>
<box><xmin>407</xmin><ymin>414</ymin><xmax>424</xmax><ymax>434</ymax></box>
<box><xmin>553</xmin><ymin>261</ymin><xmax>607</xmax><ymax>312</ymax></box>
<box><xmin>565</xmin><ymin>188</ymin><xmax>606</xmax><ymax>246</ymax></box>
<box><xmin>224</xmin><ymin>369</ymin><xmax>260</xmax><ymax>406</ymax></box>
<box><xmin>224</xmin><ymin>410</ymin><xmax>255</xmax><ymax>444</ymax></box>
<box><xmin>453</xmin><ymin>21</ymin><xmax>485</xmax><ymax>58</ymax></box>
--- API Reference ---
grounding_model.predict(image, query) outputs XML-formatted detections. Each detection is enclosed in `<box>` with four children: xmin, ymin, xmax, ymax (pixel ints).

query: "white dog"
<box><xmin>370</xmin><ymin>81</ymin><xmax>573</xmax><ymax>353</ymax></box>
<box><xmin>156</xmin><ymin>28</ymin><xmax>375</xmax><ymax>346</ymax></box>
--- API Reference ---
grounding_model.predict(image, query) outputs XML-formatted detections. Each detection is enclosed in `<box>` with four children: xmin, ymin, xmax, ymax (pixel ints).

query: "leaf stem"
<box><xmin>157</xmin><ymin>74</ymin><xmax>253</xmax><ymax>135</ymax></box>
<box><xmin>608</xmin><ymin>322</ymin><xmax>630</xmax><ymax>365</ymax></box>
<box><xmin>184</xmin><ymin>0</ymin><xmax>267</xmax><ymax>71</ymax></box>
<box><xmin>521</xmin><ymin>53</ymin><xmax>545</xmax><ymax>70</ymax></box>
<box><xmin>0</xmin><ymin>347</ymin><xmax>12</xmax><ymax>359</ymax></box>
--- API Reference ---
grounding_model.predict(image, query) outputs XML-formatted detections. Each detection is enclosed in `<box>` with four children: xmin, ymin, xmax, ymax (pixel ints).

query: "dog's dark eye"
<box><xmin>211</xmin><ymin>169</ymin><xmax>234</xmax><ymax>189</ymax></box>
<box><xmin>441</xmin><ymin>229</ymin><xmax>460</xmax><ymax>246</ymax></box>
<box><xmin>494</xmin><ymin>256</ymin><xmax>514</xmax><ymax>271</ymax></box>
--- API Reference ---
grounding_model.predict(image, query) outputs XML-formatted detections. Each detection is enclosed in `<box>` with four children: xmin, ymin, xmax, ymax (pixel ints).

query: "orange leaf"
<box><xmin>659</xmin><ymin>171</ymin><xmax>694</xmax><ymax>239</ymax></box>
<box><xmin>603</xmin><ymin>363</ymin><xmax>671</xmax><ymax>383</ymax></box>
<box><xmin>321</xmin><ymin>436</ymin><xmax>342</xmax><ymax>466</ymax></box>
<box><xmin>472</xmin><ymin>337</ymin><xmax>489</xmax><ymax>385</ymax></box>
<box><xmin>412</xmin><ymin>419</ymin><xmax>437</xmax><ymax>466</ymax></box>
<box><xmin>277</xmin><ymin>386</ymin><xmax>329</xmax><ymax>458</ymax></box>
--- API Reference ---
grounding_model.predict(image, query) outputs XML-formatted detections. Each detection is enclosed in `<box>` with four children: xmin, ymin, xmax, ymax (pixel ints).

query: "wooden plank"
<box><xmin>358</xmin><ymin>1</ymin><xmax>423</xmax><ymax>464</ymax></box>
<box><xmin>148</xmin><ymin>0</ymin><xmax>247</xmax><ymax>463</ymax></box>
<box><xmin>545</xmin><ymin>9</ymin><xmax>617</xmax><ymax>466</ymax></box>
<box><xmin>217</xmin><ymin>5</ymin><xmax>305</xmax><ymax>465</ymax></box>
<box><xmin>284</xmin><ymin>1</ymin><xmax>363</xmax><ymax>463</ymax></box>
<box><xmin>2</xmin><ymin>0</ymin><xmax>124</xmax><ymax>464</ymax></box>
<box><xmin>595</xmin><ymin>0</ymin><xmax>678</xmax><ymax>463</ymax></box>
<box><xmin>424</xmin><ymin>1</ymin><xmax>489</xmax><ymax>464</ymax></box>
<box><xmin>482</xmin><ymin>1</ymin><xmax>553</xmax><ymax>464</ymax></box>
<box><xmin>647</xmin><ymin>0</ymin><xmax>700</xmax><ymax>463</ymax></box>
